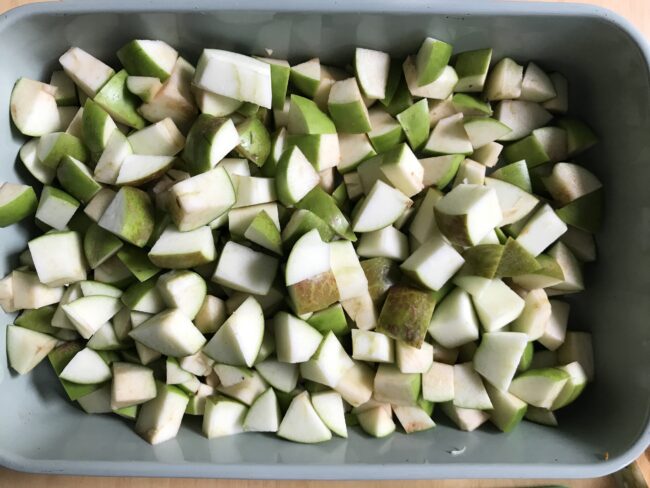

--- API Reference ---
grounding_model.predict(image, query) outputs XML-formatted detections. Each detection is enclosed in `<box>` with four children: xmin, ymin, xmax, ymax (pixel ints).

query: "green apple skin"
<box><xmin>377</xmin><ymin>284</ymin><xmax>441</xmax><ymax>348</ymax></box>
<box><xmin>453</xmin><ymin>48</ymin><xmax>493</xmax><ymax>92</ymax></box>
<box><xmin>94</xmin><ymin>70</ymin><xmax>146</xmax><ymax>129</ymax></box>
<box><xmin>289</xmin><ymin>58</ymin><xmax>320</xmax><ymax>98</ymax></box>
<box><xmin>117</xmin><ymin>40</ymin><xmax>177</xmax><ymax>81</ymax></box>
<box><xmin>396</xmin><ymin>99</ymin><xmax>430</xmax><ymax>150</ymax></box>
<box><xmin>328</xmin><ymin>99</ymin><xmax>371</xmax><ymax>134</ymax></box>
<box><xmin>287</xmin><ymin>95</ymin><xmax>336</xmax><ymax>135</ymax></box>
<box><xmin>415</xmin><ymin>37</ymin><xmax>453</xmax><ymax>86</ymax></box>
<box><xmin>244</xmin><ymin>210</ymin><xmax>282</xmax><ymax>255</ymax></box>
<box><xmin>503</xmin><ymin>134</ymin><xmax>549</xmax><ymax>168</ymax></box>
<box><xmin>288</xmin><ymin>271</ymin><xmax>340</xmax><ymax>315</ymax></box>
<box><xmin>0</xmin><ymin>184</ymin><xmax>38</xmax><ymax>228</ymax></box>
<box><xmin>461</xmin><ymin>244</ymin><xmax>504</xmax><ymax>278</ymax></box>
<box><xmin>83</xmin><ymin>223</ymin><xmax>124</xmax><ymax>269</ymax></box>
<box><xmin>82</xmin><ymin>99</ymin><xmax>117</xmax><ymax>156</ymax></box>
<box><xmin>182</xmin><ymin>114</ymin><xmax>238</xmax><ymax>175</ymax></box>
<box><xmin>98</xmin><ymin>187</ymin><xmax>154</xmax><ymax>248</ymax></box>
<box><xmin>296</xmin><ymin>187</ymin><xmax>356</xmax><ymax>242</ymax></box>
<box><xmin>235</xmin><ymin>117</ymin><xmax>271</xmax><ymax>167</ymax></box>
<box><xmin>307</xmin><ymin>304</ymin><xmax>349</xmax><ymax>336</ymax></box>
<box><xmin>57</xmin><ymin>156</ymin><xmax>102</xmax><ymax>203</ymax></box>
<box><xmin>48</xmin><ymin>341</ymin><xmax>104</xmax><ymax>401</ymax></box>
<box><xmin>490</xmin><ymin>160</ymin><xmax>532</xmax><ymax>193</ymax></box>
<box><xmin>379</xmin><ymin>59</ymin><xmax>402</xmax><ymax>107</ymax></box>
<box><xmin>38</xmin><ymin>132</ymin><xmax>89</xmax><ymax>169</ymax></box>
<box><xmin>281</xmin><ymin>209</ymin><xmax>336</xmax><ymax>250</ymax></box>
<box><xmin>555</xmin><ymin>189</ymin><xmax>603</xmax><ymax>233</ymax></box>
<box><xmin>384</xmin><ymin>77</ymin><xmax>413</xmax><ymax>117</ymax></box>
<box><xmin>496</xmin><ymin>238</ymin><xmax>541</xmax><ymax>277</ymax></box>
<box><xmin>257</xmin><ymin>58</ymin><xmax>290</xmax><ymax>110</ymax></box>
<box><xmin>360</xmin><ymin>257</ymin><xmax>401</xmax><ymax>307</ymax></box>
<box><xmin>556</xmin><ymin>117</ymin><xmax>598</xmax><ymax>156</ymax></box>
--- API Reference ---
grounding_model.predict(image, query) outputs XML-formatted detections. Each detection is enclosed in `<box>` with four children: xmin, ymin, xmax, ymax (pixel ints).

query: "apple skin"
<box><xmin>0</xmin><ymin>184</ymin><xmax>38</xmax><ymax>228</ymax></box>
<box><xmin>288</xmin><ymin>270</ymin><xmax>340</xmax><ymax>315</ymax></box>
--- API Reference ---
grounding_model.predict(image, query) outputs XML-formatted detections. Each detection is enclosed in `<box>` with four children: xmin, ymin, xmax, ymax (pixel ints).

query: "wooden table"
<box><xmin>0</xmin><ymin>0</ymin><xmax>649</xmax><ymax>486</ymax></box>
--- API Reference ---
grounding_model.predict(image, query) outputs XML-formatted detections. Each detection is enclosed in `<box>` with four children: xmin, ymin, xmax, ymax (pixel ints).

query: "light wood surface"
<box><xmin>0</xmin><ymin>0</ymin><xmax>648</xmax><ymax>486</ymax></box>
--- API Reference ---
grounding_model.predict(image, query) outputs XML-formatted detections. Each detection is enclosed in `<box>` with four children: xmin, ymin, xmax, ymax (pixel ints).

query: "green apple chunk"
<box><xmin>403</xmin><ymin>55</ymin><xmax>458</xmax><ymax>100</ymax></box>
<box><xmin>127</xmin><ymin>118</ymin><xmax>185</xmax><ymax>156</ymax></box>
<box><xmin>547</xmin><ymin>241</ymin><xmax>585</xmax><ymax>294</ymax></box>
<box><xmin>57</xmin><ymin>156</ymin><xmax>101</xmax><ymax>203</ymax></box>
<box><xmin>281</xmin><ymin>208</ymin><xmax>334</xmax><ymax>249</ymax></box>
<box><xmin>327</xmin><ymin>78</ymin><xmax>371</xmax><ymax>133</ymax></box>
<box><xmin>353</xmin><ymin>181</ymin><xmax>412</xmax><ymax>233</ymax></box>
<box><xmin>357</xmin><ymin>226</ymin><xmax>408</xmax><ymax>261</ymax></box>
<box><xmin>115</xmin><ymin>245</ymin><xmax>159</xmax><ymax>282</ymax></box>
<box><xmin>377</xmin><ymin>284</ymin><xmax>437</xmax><ymax>348</ymax></box>
<box><xmin>94</xmin><ymin>70</ymin><xmax>145</xmax><ymax>129</ymax></box>
<box><xmin>182</xmin><ymin>114</ymin><xmax>239</xmax><ymax>175</ymax></box>
<box><xmin>244</xmin><ymin>210</ymin><xmax>282</xmax><ymax>255</ymax></box>
<box><xmin>494</xmin><ymin>100</ymin><xmax>552</xmax><ymax>142</ymax></box>
<box><xmin>193</xmin><ymin>88</ymin><xmax>241</xmax><ymax>116</ymax></box>
<box><xmin>59</xmin><ymin>47</ymin><xmax>115</xmax><ymax>97</ymax></box>
<box><xmin>490</xmin><ymin>160</ymin><xmax>532</xmax><ymax>193</ymax></box>
<box><xmin>511</xmin><ymin>288</ymin><xmax>551</xmax><ymax>340</ymax></box>
<box><xmin>139</xmin><ymin>57</ymin><xmax>198</xmax><ymax>132</ymax></box>
<box><xmin>19</xmin><ymin>139</ymin><xmax>56</xmax><ymax>184</ymax></box>
<box><xmin>58</xmin><ymin>346</ymin><xmax>111</xmax><ymax>384</ymax></box>
<box><xmin>155</xmin><ymin>270</ymin><xmax>205</xmax><ymax>319</ymax></box>
<box><xmin>380</xmin><ymin>143</ymin><xmax>424</xmax><ymax>197</ymax></box>
<box><xmin>471</xmin><ymin>278</ymin><xmax>525</xmax><ymax>332</ymax></box>
<box><xmin>453</xmin><ymin>48</ymin><xmax>493</xmax><ymax>92</ymax></box>
<box><xmin>203</xmin><ymin>296</ymin><xmax>264</xmax><ymax>368</ymax></box>
<box><xmin>361</xmin><ymin>257</ymin><xmax>401</xmax><ymax>306</ymax></box>
<box><xmin>516</xmin><ymin>204</ymin><xmax>567</xmax><ymax>256</ymax></box>
<box><xmin>274</xmin><ymin>311</ymin><xmax>323</xmax><ymax>363</ymax></box>
<box><xmin>561</xmin><ymin>226</ymin><xmax>596</xmax><ymax>262</ymax></box>
<box><xmin>129</xmin><ymin>309</ymin><xmax>206</xmax><ymax>356</ymax></box>
<box><xmin>543</xmin><ymin>162</ymin><xmax>602</xmax><ymax>207</ymax></box>
<box><xmin>332</xmin><ymin>360</ymin><xmax>373</xmax><ymax>408</ymax></box>
<box><xmin>9</xmin><ymin>269</ymin><xmax>64</xmax><ymax>310</ymax></box>
<box><xmin>50</xmin><ymin>70</ymin><xmax>77</xmax><ymax>106</ymax></box>
<box><xmin>287</xmin><ymin>94</ymin><xmax>336</xmax><ymax>135</ymax></box>
<box><xmin>385</xmin><ymin>74</ymin><xmax>414</xmax><ymax>116</ymax></box>
<box><xmin>442</xmin><ymin>401</ymin><xmax>490</xmax><ymax>432</ymax></box>
<box><xmin>351</xmin><ymin>329</ymin><xmax>394</xmax><ymax>363</ymax></box>
<box><xmin>453</xmin><ymin>362</ymin><xmax>492</xmax><ymax>410</ymax></box>
<box><xmin>460</xmin><ymin>244</ymin><xmax>504</xmax><ymax>279</ymax></box>
<box><xmin>290</xmin><ymin>57</ymin><xmax>321</xmax><ymax>98</ymax></box>
<box><xmin>255</xmin><ymin>57</ymin><xmax>290</xmax><ymax>110</ymax></box>
<box><xmin>374</xmin><ymin>363</ymin><xmax>420</xmax><ymax>406</ymax></box>
<box><xmin>115</xmin><ymin>154</ymin><xmax>174</xmax><ymax>187</ymax></box>
<box><xmin>453</xmin><ymin>94</ymin><xmax>493</xmax><ymax>116</ymax></box>
<box><xmin>243</xmin><ymin>387</ymin><xmax>280</xmax><ymax>433</ymax></box>
<box><xmin>463</xmin><ymin>117</ymin><xmax>511</xmax><ymax>150</ymax></box>
<box><xmin>354</xmin><ymin>48</ymin><xmax>391</xmax><ymax>100</ymax></box>
<box><xmin>415</xmin><ymin>37</ymin><xmax>453</xmax><ymax>86</ymax></box>
<box><xmin>98</xmin><ymin>187</ymin><xmax>154</xmax><ymax>247</ymax></box>
<box><xmin>311</xmin><ymin>391</ymin><xmax>347</xmax><ymax>438</ymax></box>
<box><xmin>300</xmin><ymin>331</ymin><xmax>354</xmax><ymax>387</ymax></box>
<box><xmin>35</xmin><ymin>185</ymin><xmax>80</xmax><ymax>230</ymax></box>
<box><xmin>110</xmin><ymin>362</ymin><xmax>157</xmax><ymax>409</ymax></box>
<box><xmin>275</xmin><ymin>146</ymin><xmax>320</xmax><ymax>206</ymax></box>
<box><xmin>525</xmin><ymin>406</ymin><xmax>558</xmax><ymax>426</ymax></box>
<box><xmin>555</xmin><ymin>189</ymin><xmax>603</xmax><ymax>234</ymax></box>
<box><xmin>203</xmin><ymin>395</ymin><xmax>248</xmax><ymax>439</ymax></box>
<box><xmin>422</xmin><ymin>361</ymin><xmax>454</xmax><ymax>402</ymax></box>
<box><xmin>235</xmin><ymin>117</ymin><xmax>271</xmax><ymax>167</ymax></box>
<box><xmin>168</xmin><ymin>166</ymin><xmax>235</xmax><ymax>231</ymax></box>
<box><xmin>471</xmin><ymin>141</ymin><xmax>502</xmax><ymax>168</ymax></box>
<box><xmin>194</xmin><ymin>49</ymin><xmax>272</xmax><ymax>108</ymax></box>
<box><xmin>401</xmin><ymin>234</ymin><xmax>465</xmax><ymax>291</ymax></box>
<box><xmin>135</xmin><ymin>382</ymin><xmax>189</xmax><ymax>445</ymax></box>
<box><xmin>429</xmin><ymin>287</ymin><xmax>480</xmax><ymax>349</ymax></box>
<box><xmin>6</xmin><ymin>325</ymin><xmax>58</xmax><ymax>374</ymax></box>
<box><xmin>495</xmin><ymin>237</ymin><xmax>540</xmax><ymax>277</ymax></box>
<box><xmin>277</xmin><ymin>391</ymin><xmax>331</xmax><ymax>444</ymax></box>
<box><xmin>509</xmin><ymin>368</ymin><xmax>570</xmax><ymax>408</ymax></box>
<box><xmin>304</xmin><ymin>304</ymin><xmax>347</xmax><ymax>338</ymax></box>
<box><xmin>484</xmin><ymin>177</ymin><xmax>538</xmax><ymax>227</ymax></box>
<box><xmin>357</xmin><ymin>406</ymin><xmax>396</xmax><ymax>438</ymax></box>
<box><xmin>94</xmin><ymin>130</ymin><xmax>132</xmax><ymax>185</ymax></box>
<box><xmin>378</xmin><ymin>58</ymin><xmax>402</xmax><ymax>107</ymax></box>
<box><xmin>285</xmin><ymin>133</ymin><xmax>340</xmax><ymax>171</ymax></box>
<box><xmin>452</xmin><ymin>159</ymin><xmax>486</xmax><ymax>187</ymax></box>
<box><xmin>419</xmin><ymin>155</ymin><xmax>462</xmax><ymax>189</ymax></box>
<box><xmin>503</xmin><ymin>127</ymin><xmax>568</xmax><ymax>167</ymax></box>
<box><xmin>213</xmin><ymin>240</ymin><xmax>278</xmax><ymax>295</ymax></box>
<box><xmin>424</xmin><ymin>113</ymin><xmax>473</xmax><ymax>155</ymax></box>
<box><xmin>542</xmin><ymin>72</ymin><xmax>569</xmax><ymax>113</ymax></box>
<box><xmin>343</xmin><ymin>172</ymin><xmax>363</xmax><ymax>201</ymax></box>
<box><xmin>229</xmin><ymin>202</ymin><xmax>279</xmax><ymax>236</ymax></box>
<box><xmin>520</xmin><ymin>62</ymin><xmax>556</xmax><ymax>103</ymax></box>
<box><xmin>396</xmin><ymin>341</ymin><xmax>434</xmax><ymax>374</ymax></box>
<box><xmin>538</xmin><ymin>299</ymin><xmax>569</xmax><ymax>351</ymax></box>
<box><xmin>484</xmin><ymin>58</ymin><xmax>523</xmax><ymax>101</ymax></box>
<box><xmin>434</xmin><ymin>184</ymin><xmax>502</xmax><ymax>247</ymax></box>
<box><xmin>484</xmin><ymin>382</ymin><xmax>527</xmax><ymax>433</ymax></box>
<box><xmin>288</xmin><ymin>270</ymin><xmax>339</xmax><ymax>316</ymax></box>
<box><xmin>296</xmin><ymin>186</ymin><xmax>355</xmax><ymax>241</ymax></box>
<box><xmin>10</xmin><ymin>78</ymin><xmax>60</xmax><ymax>136</ymax></box>
<box><xmin>396</xmin><ymin>99</ymin><xmax>430</xmax><ymax>150</ymax></box>
<box><xmin>84</xmin><ymin>223</ymin><xmax>123</xmax><ymax>269</ymax></box>
<box><xmin>117</xmin><ymin>40</ymin><xmax>178</xmax><ymax>81</ymax></box>
<box><xmin>0</xmin><ymin>183</ymin><xmax>37</xmax><ymax>228</ymax></box>
<box><xmin>62</xmin><ymin>295</ymin><xmax>121</xmax><ymax>339</ymax></box>
<box><xmin>28</xmin><ymin>231</ymin><xmax>86</xmax><ymax>287</ymax></box>
<box><xmin>367</xmin><ymin>108</ymin><xmax>404</xmax><ymax>153</ymax></box>
<box><xmin>428</xmin><ymin>96</ymin><xmax>458</xmax><ymax>125</ymax></box>
<box><xmin>126</xmin><ymin>76</ymin><xmax>163</xmax><ymax>102</ymax></box>
<box><xmin>473</xmin><ymin>331</ymin><xmax>528</xmax><ymax>391</ymax></box>
<box><xmin>148</xmin><ymin>225</ymin><xmax>215</xmax><ymax>268</ymax></box>
<box><xmin>551</xmin><ymin>361</ymin><xmax>588</xmax><ymax>410</ymax></box>
<box><xmin>37</xmin><ymin>132</ymin><xmax>88</xmax><ymax>169</ymax></box>
<box><xmin>83</xmin><ymin>99</ymin><xmax>118</xmax><ymax>159</ymax></box>
<box><xmin>255</xmin><ymin>359</ymin><xmax>299</xmax><ymax>393</ymax></box>
<box><xmin>121</xmin><ymin>278</ymin><xmax>164</xmax><ymax>314</ymax></box>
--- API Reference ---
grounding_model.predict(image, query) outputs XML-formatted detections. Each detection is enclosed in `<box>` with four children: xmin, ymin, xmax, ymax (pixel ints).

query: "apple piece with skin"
<box><xmin>471</xmin><ymin>141</ymin><xmax>502</xmax><ymax>168</ymax></box>
<box><xmin>452</xmin><ymin>158</ymin><xmax>486</xmax><ymax>187</ymax></box>
<box><xmin>401</xmin><ymin>234</ymin><xmax>464</xmax><ymax>291</ymax></box>
<box><xmin>489</xmin><ymin>160</ymin><xmax>532</xmax><ymax>192</ymax></box>
<box><xmin>357</xmin><ymin>406</ymin><xmax>396</xmax><ymax>438</ymax></box>
<box><xmin>306</xmin><ymin>304</ymin><xmax>348</xmax><ymax>337</ymax></box>
<box><xmin>6</xmin><ymin>325</ymin><xmax>58</xmax><ymax>374</ymax></box>
<box><xmin>255</xmin><ymin>359</ymin><xmax>299</xmax><ymax>393</ymax></box>
<box><xmin>138</xmin><ymin>57</ymin><xmax>198</xmax><ymax>132</ymax></box>
<box><xmin>352</xmin><ymin>181</ymin><xmax>412</xmax><ymax>233</ymax></box>
<box><xmin>453</xmin><ymin>48</ymin><xmax>493</xmax><ymax>92</ymax></box>
<box><xmin>213</xmin><ymin>241</ymin><xmax>278</xmax><ymax>296</ymax></box>
<box><xmin>56</xmin><ymin>156</ymin><xmax>101</xmax><ymax>204</ymax></box>
<box><xmin>539</xmin><ymin>299</ymin><xmax>569</xmax><ymax>351</ymax></box>
<box><xmin>525</xmin><ymin>406</ymin><xmax>558</xmax><ymax>426</ymax></box>
<box><xmin>285</xmin><ymin>133</ymin><xmax>340</xmax><ymax>171</ymax></box>
<box><xmin>374</xmin><ymin>363</ymin><xmax>420</xmax><ymax>406</ymax></box>
<box><xmin>484</xmin><ymin>177</ymin><xmax>538</xmax><ymax>228</ymax></box>
<box><xmin>472</xmin><ymin>278</ymin><xmax>525</xmax><ymax>332</ymax></box>
<box><xmin>328</xmin><ymin>78</ymin><xmax>372</xmax><ymax>133</ymax></box>
<box><xmin>193</xmin><ymin>88</ymin><xmax>242</xmax><ymax>116</ymax></box>
<box><xmin>415</xmin><ymin>37</ymin><xmax>453</xmax><ymax>86</ymax></box>
<box><xmin>379</xmin><ymin>143</ymin><xmax>424</xmax><ymax>197</ymax></box>
<box><xmin>275</xmin><ymin>146</ymin><xmax>320</xmax><ymax>206</ymax></box>
<box><xmin>244</xmin><ymin>210</ymin><xmax>282</xmax><ymax>255</ymax></box>
<box><xmin>453</xmin><ymin>93</ymin><xmax>494</xmax><ymax>115</ymax></box>
<box><xmin>495</xmin><ymin>237</ymin><xmax>540</xmax><ymax>277</ymax></box>
<box><xmin>235</xmin><ymin>117</ymin><xmax>271</xmax><ymax>167</ymax></box>
<box><xmin>117</xmin><ymin>40</ymin><xmax>178</xmax><ymax>81</ymax></box>
<box><xmin>203</xmin><ymin>296</ymin><xmax>264</xmax><ymax>368</ymax></box>
<box><xmin>511</xmin><ymin>289</ymin><xmax>551</xmax><ymax>340</ymax></box>
<box><xmin>485</xmin><ymin>382</ymin><xmax>527</xmax><ymax>433</ymax></box>
<box><xmin>300</xmin><ymin>331</ymin><xmax>354</xmax><ymax>387</ymax></box>
<box><xmin>255</xmin><ymin>57</ymin><xmax>290</xmax><ymax>110</ymax></box>
<box><xmin>516</xmin><ymin>204</ymin><xmax>567</xmax><ymax>257</ymax></box>
<box><xmin>182</xmin><ymin>114</ymin><xmax>239</xmax><ymax>175</ymax></box>
<box><xmin>376</xmin><ymin>284</ymin><xmax>439</xmax><ymax>348</ymax></box>
<box><xmin>65</xmin><ymin>106</ymin><xmax>84</xmax><ymax>138</ymax></box>
<box><xmin>511</xmin><ymin>253</ymin><xmax>564</xmax><ymax>290</ymax></box>
<box><xmin>19</xmin><ymin>139</ymin><xmax>56</xmax><ymax>185</ymax></box>
<box><xmin>212</xmin><ymin>364</ymin><xmax>253</xmax><ymax>388</ymax></box>
<box><xmin>463</xmin><ymin>117</ymin><xmax>512</xmax><ymax>149</ymax></box>
<box><xmin>428</xmin><ymin>96</ymin><xmax>458</xmax><ymax>126</ymax></box>
<box><xmin>194</xmin><ymin>49</ymin><xmax>271</xmax><ymax>108</ymax></box>
<box><xmin>59</xmin><ymin>47</ymin><xmax>115</xmax><ymax>97</ymax></box>
<box><xmin>10</xmin><ymin>78</ymin><xmax>62</xmax><ymax>137</ymax></box>
<box><xmin>229</xmin><ymin>203</ymin><xmax>280</xmax><ymax>237</ymax></box>
<box><xmin>311</xmin><ymin>391</ymin><xmax>347</xmax><ymax>438</ymax></box>
<box><xmin>542</xmin><ymin>162</ymin><xmax>602</xmax><ymax>207</ymax></box>
<box><xmin>343</xmin><ymin>172</ymin><xmax>363</xmax><ymax>201</ymax></box>
<box><xmin>111</xmin><ymin>362</ymin><xmax>157</xmax><ymax>409</ymax></box>
<box><xmin>37</xmin><ymin>132</ymin><xmax>88</xmax><ymax>169</ymax></box>
<box><xmin>94</xmin><ymin>131</ymin><xmax>132</xmax><ymax>185</ymax></box>
<box><xmin>281</xmin><ymin>208</ymin><xmax>334</xmax><ymax>250</ymax></box>
<box><xmin>378</xmin><ymin>59</ymin><xmax>402</xmax><ymax>107</ymax></box>
<box><xmin>542</xmin><ymin>72</ymin><xmax>569</xmax><ymax>113</ymax></box>
<box><xmin>495</xmin><ymin>100</ymin><xmax>553</xmax><ymax>142</ymax></box>
<box><xmin>422</xmin><ymin>361</ymin><xmax>454</xmax><ymax>402</ymax></box>
<box><xmin>277</xmin><ymin>391</ymin><xmax>331</xmax><ymax>444</ymax></box>
<box><xmin>357</xmin><ymin>226</ymin><xmax>409</xmax><ymax>261</ymax></box>
<box><xmin>193</xmin><ymin>295</ymin><xmax>227</xmax><ymax>335</ymax></box>
<box><xmin>441</xmin><ymin>402</ymin><xmax>490</xmax><ymax>432</ymax></box>
<box><xmin>116</xmin><ymin>245</ymin><xmax>160</xmax><ymax>282</ymax></box>
<box><xmin>287</xmin><ymin>94</ymin><xmax>336</xmax><ymax>135</ymax></box>
<box><xmin>62</xmin><ymin>295</ymin><xmax>122</xmax><ymax>339</ymax></box>
<box><xmin>502</xmin><ymin>127</ymin><xmax>567</xmax><ymax>167</ymax></box>
<box><xmin>395</xmin><ymin>99</ymin><xmax>430</xmax><ymax>150</ymax></box>
<box><xmin>168</xmin><ymin>166</ymin><xmax>235</xmax><ymax>232</ymax></box>
<box><xmin>333</xmin><ymin>360</ymin><xmax>374</xmax><ymax>408</ymax></box>
<box><xmin>157</xmin><ymin>270</ymin><xmax>206</xmax><ymax>320</ymax></box>
<box><xmin>435</xmin><ymin>184</ymin><xmax>502</xmax><ymax>247</ymax></box>
<box><xmin>149</xmin><ymin>225</ymin><xmax>215</xmax><ymax>269</ymax></box>
<box><xmin>296</xmin><ymin>186</ymin><xmax>356</xmax><ymax>241</ymax></box>
<box><xmin>357</xmin><ymin>155</ymin><xmax>389</xmax><ymax>194</ymax></box>
<box><xmin>127</xmin><ymin>118</ymin><xmax>185</xmax><ymax>156</ymax></box>
<box><xmin>396</xmin><ymin>341</ymin><xmax>434</xmax><ymax>374</ymax></box>
<box><xmin>59</xmin><ymin>347</ymin><xmax>112</xmax><ymax>384</ymax></box>
<box><xmin>273</xmin><ymin>311</ymin><xmax>323</xmax><ymax>363</ymax></box>
<box><xmin>367</xmin><ymin>108</ymin><xmax>404</xmax><ymax>153</ymax></box>
<box><xmin>35</xmin><ymin>185</ymin><xmax>80</xmax><ymax>230</ymax></box>
<box><xmin>354</xmin><ymin>48</ymin><xmax>391</xmax><ymax>100</ymax></box>
<box><xmin>121</xmin><ymin>278</ymin><xmax>164</xmax><ymax>314</ymax></box>
<box><xmin>509</xmin><ymin>368</ymin><xmax>570</xmax><ymax>408</ymax></box>
<box><xmin>547</xmin><ymin>241</ymin><xmax>585</xmax><ymax>294</ymax></box>
<box><xmin>460</xmin><ymin>244</ymin><xmax>503</xmax><ymax>279</ymax></box>
<box><xmin>135</xmin><ymin>382</ymin><xmax>189</xmax><ymax>445</ymax></box>
<box><xmin>551</xmin><ymin>361</ymin><xmax>588</xmax><ymax>410</ymax></box>
<box><xmin>424</xmin><ymin>113</ymin><xmax>473</xmax><ymax>156</ymax></box>
<box><xmin>429</xmin><ymin>287</ymin><xmax>480</xmax><ymax>349</ymax></box>
<box><xmin>290</xmin><ymin>58</ymin><xmax>321</xmax><ymax>98</ymax></box>
<box><xmin>360</xmin><ymin>257</ymin><xmax>401</xmax><ymax>306</ymax></box>
<box><xmin>403</xmin><ymin>58</ymin><xmax>458</xmax><ymax>101</ymax></box>
<box><xmin>94</xmin><ymin>70</ymin><xmax>145</xmax><ymax>129</ymax></box>
<box><xmin>0</xmin><ymin>183</ymin><xmax>38</xmax><ymax>228</ymax></box>
<box><xmin>329</xmin><ymin>240</ymin><xmax>367</xmax><ymax>301</ymax></box>
<box><xmin>28</xmin><ymin>231</ymin><xmax>86</xmax><ymax>287</ymax></box>
<box><xmin>243</xmin><ymin>387</ymin><xmax>280</xmax><ymax>433</ymax></box>
<box><xmin>520</xmin><ymin>62</ymin><xmax>556</xmax><ymax>102</ymax></box>
<box><xmin>352</xmin><ymin>329</ymin><xmax>394</xmax><ymax>363</ymax></box>
<box><xmin>84</xmin><ymin>223</ymin><xmax>123</xmax><ymax>270</ymax></box>
<box><xmin>82</xmin><ymin>99</ymin><xmax>118</xmax><ymax>157</ymax></box>
<box><xmin>129</xmin><ymin>309</ymin><xmax>206</xmax><ymax>357</ymax></box>
<box><xmin>484</xmin><ymin>58</ymin><xmax>523</xmax><ymax>101</ymax></box>
<box><xmin>126</xmin><ymin>76</ymin><xmax>163</xmax><ymax>102</ymax></box>
<box><xmin>555</xmin><ymin>189</ymin><xmax>603</xmax><ymax>234</ymax></box>
<box><xmin>98</xmin><ymin>186</ymin><xmax>154</xmax><ymax>248</ymax></box>
<box><xmin>409</xmin><ymin>188</ymin><xmax>443</xmax><ymax>243</ymax></box>
<box><xmin>473</xmin><ymin>331</ymin><xmax>529</xmax><ymax>391</ymax></box>
<box><xmin>384</xmin><ymin>75</ymin><xmax>414</xmax><ymax>117</ymax></box>
<box><xmin>288</xmin><ymin>271</ymin><xmax>340</xmax><ymax>316</ymax></box>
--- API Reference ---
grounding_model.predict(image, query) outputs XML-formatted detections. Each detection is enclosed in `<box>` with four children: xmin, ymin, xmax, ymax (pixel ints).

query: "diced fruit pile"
<box><xmin>0</xmin><ymin>36</ymin><xmax>600</xmax><ymax>445</ymax></box>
